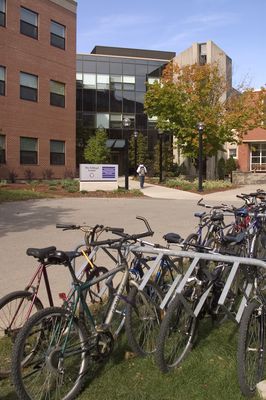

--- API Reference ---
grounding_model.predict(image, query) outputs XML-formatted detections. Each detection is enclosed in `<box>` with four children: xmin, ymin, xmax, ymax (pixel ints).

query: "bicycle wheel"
<box><xmin>237</xmin><ymin>300</ymin><xmax>265</xmax><ymax>397</ymax></box>
<box><xmin>183</xmin><ymin>233</ymin><xmax>199</xmax><ymax>251</ymax></box>
<box><xmin>0</xmin><ymin>290</ymin><xmax>43</xmax><ymax>378</ymax></box>
<box><xmin>155</xmin><ymin>293</ymin><xmax>197</xmax><ymax>373</ymax></box>
<box><xmin>125</xmin><ymin>281</ymin><xmax>163</xmax><ymax>356</ymax></box>
<box><xmin>156</xmin><ymin>257</ymin><xmax>182</xmax><ymax>294</ymax></box>
<box><xmin>11</xmin><ymin>307</ymin><xmax>89</xmax><ymax>400</ymax></box>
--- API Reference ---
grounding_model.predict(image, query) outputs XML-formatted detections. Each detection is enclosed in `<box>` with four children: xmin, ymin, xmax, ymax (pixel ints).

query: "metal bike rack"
<box><xmin>130</xmin><ymin>244</ymin><xmax>266</xmax><ymax>324</ymax></box>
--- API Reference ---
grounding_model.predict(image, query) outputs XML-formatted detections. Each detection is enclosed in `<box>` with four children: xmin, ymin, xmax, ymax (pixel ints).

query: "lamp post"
<box><xmin>122</xmin><ymin>117</ymin><xmax>131</xmax><ymax>190</ymax></box>
<box><xmin>134</xmin><ymin>130</ymin><xmax>138</xmax><ymax>177</ymax></box>
<box><xmin>158</xmin><ymin>129</ymin><xmax>163</xmax><ymax>183</ymax></box>
<box><xmin>197</xmin><ymin>122</ymin><xmax>204</xmax><ymax>192</ymax></box>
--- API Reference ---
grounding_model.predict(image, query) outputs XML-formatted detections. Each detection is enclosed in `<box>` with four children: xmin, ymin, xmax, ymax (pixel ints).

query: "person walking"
<box><xmin>136</xmin><ymin>163</ymin><xmax>147</xmax><ymax>189</ymax></box>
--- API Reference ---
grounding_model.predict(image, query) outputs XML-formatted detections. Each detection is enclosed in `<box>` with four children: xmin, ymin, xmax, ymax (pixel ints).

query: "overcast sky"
<box><xmin>76</xmin><ymin>0</ymin><xmax>266</xmax><ymax>89</ymax></box>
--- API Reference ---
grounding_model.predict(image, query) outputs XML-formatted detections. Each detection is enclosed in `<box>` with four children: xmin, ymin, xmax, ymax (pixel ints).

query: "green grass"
<box><xmin>0</xmin><ymin>319</ymin><xmax>260</xmax><ymax>400</ymax></box>
<box><xmin>0</xmin><ymin>189</ymin><xmax>47</xmax><ymax>203</ymax></box>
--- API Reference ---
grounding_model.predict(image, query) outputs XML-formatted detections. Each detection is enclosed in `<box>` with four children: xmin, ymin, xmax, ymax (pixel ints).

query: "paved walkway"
<box><xmin>122</xmin><ymin>177</ymin><xmax>266</xmax><ymax>202</ymax></box>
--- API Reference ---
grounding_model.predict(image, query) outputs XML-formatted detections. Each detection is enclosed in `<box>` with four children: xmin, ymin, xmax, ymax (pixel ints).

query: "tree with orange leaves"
<box><xmin>144</xmin><ymin>62</ymin><xmax>265</xmax><ymax>159</ymax></box>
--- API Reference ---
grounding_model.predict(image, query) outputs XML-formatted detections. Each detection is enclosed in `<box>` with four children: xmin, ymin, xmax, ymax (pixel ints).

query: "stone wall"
<box><xmin>233</xmin><ymin>171</ymin><xmax>266</xmax><ymax>185</ymax></box>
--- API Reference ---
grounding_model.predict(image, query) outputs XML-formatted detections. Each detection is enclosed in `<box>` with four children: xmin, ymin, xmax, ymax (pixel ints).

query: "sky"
<box><xmin>76</xmin><ymin>0</ymin><xmax>266</xmax><ymax>90</ymax></box>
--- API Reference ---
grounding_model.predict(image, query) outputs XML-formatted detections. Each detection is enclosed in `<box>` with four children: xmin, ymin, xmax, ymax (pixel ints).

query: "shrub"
<box><xmin>64</xmin><ymin>169</ymin><xmax>76</xmax><ymax>179</ymax></box>
<box><xmin>24</xmin><ymin>169</ymin><xmax>35</xmax><ymax>182</ymax></box>
<box><xmin>217</xmin><ymin>158</ymin><xmax>226</xmax><ymax>180</ymax></box>
<box><xmin>8</xmin><ymin>169</ymin><xmax>18</xmax><ymax>183</ymax></box>
<box><xmin>42</xmin><ymin>168</ymin><xmax>54</xmax><ymax>180</ymax></box>
<box><xmin>225</xmin><ymin>157</ymin><xmax>237</xmax><ymax>182</ymax></box>
<box><xmin>48</xmin><ymin>180</ymin><xmax>59</xmax><ymax>187</ymax></box>
<box><xmin>61</xmin><ymin>179</ymin><xmax>79</xmax><ymax>192</ymax></box>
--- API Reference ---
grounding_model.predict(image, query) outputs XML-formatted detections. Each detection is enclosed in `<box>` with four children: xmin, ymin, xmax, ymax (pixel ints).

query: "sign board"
<box><xmin>79</xmin><ymin>164</ymin><xmax>118</xmax><ymax>181</ymax></box>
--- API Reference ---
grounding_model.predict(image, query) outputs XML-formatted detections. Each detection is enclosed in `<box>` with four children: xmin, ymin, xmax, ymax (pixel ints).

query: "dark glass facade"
<box><xmin>76</xmin><ymin>48</ymin><xmax>175</xmax><ymax>172</ymax></box>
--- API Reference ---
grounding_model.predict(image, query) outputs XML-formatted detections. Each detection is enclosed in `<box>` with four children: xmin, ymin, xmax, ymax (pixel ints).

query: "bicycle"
<box><xmin>155</xmin><ymin>245</ymin><xmax>243</xmax><ymax>373</ymax></box>
<box><xmin>0</xmin><ymin>223</ymin><xmax>119</xmax><ymax>378</ymax></box>
<box><xmin>11</xmin><ymin>217</ymin><xmax>164</xmax><ymax>400</ymax></box>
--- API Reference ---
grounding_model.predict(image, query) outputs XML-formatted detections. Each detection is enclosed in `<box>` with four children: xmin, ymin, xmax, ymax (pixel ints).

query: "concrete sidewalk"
<box><xmin>122</xmin><ymin>177</ymin><xmax>266</xmax><ymax>202</ymax></box>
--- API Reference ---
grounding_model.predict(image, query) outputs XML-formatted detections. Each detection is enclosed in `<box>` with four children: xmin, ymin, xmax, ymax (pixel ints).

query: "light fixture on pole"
<box><xmin>158</xmin><ymin>128</ymin><xmax>163</xmax><ymax>183</ymax></box>
<box><xmin>197</xmin><ymin>122</ymin><xmax>204</xmax><ymax>192</ymax></box>
<box><xmin>133</xmin><ymin>130</ymin><xmax>138</xmax><ymax>177</ymax></box>
<box><xmin>122</xmin><ymin>117</ymin><xmax>131</xmax><ymax>190</ymax></box>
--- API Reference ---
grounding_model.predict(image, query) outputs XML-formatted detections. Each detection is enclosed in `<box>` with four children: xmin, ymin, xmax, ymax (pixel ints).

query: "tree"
<box><xmin>128</xmin><ymin>132</ymin><xmax>149</xmax><ymax>168</ymax></box>
<box><xmin>225</xmin><ymin>156</ymin><xmax>238</xmax><ymax>182</ymax></box>
<box><xmin>83</xmin><ymin>128</ymin><xmax>111</xmax><ymax>164</ymax></box>
<box><xmin>145</xmin><ymin>62</ymin><xmax>266</xmax><ymax>160</ymax></box>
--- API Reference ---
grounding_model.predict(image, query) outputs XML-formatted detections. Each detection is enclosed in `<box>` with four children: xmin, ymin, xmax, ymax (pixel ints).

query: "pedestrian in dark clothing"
<box><xmin>136</xmin><ymin>163</ymin><xmax>147</xmax><ymax>189</ymax></box>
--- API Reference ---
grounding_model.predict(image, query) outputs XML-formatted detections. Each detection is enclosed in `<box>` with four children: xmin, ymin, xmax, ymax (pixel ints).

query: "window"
<box><xmin>148</xmin><ymin>115</ymin><xmax>158</xmax><ymax>129</ymax></box>
<box><xmin>110</xmin><ymin>75</ymin><xmax>122</xmax><ymax>90</ymax></box>
<box><xmin>250</xmin><ymin>143</ymin><xmax>266</xmax><ymax>171</ymax></box>
<box><xmin>228</xmin><ymin>148</ymin><xmax>237</xmax><ymax>158</ymax></box>
<box><xmin>122</xmin><ymin>76</ymin><xmax>135</xmax><ymax>91</ymax></box>
<box><xmin>110</xmin><ymin>114</ymin><xmax>122</xmax><ymax>129</ymax></box>
<box><xmin>0</xmin><ymin>66</ymin><xmax>5</xmax><ymax>96</ymax></box>
<box><xmin>199</xmin><ymin>43</ymin><xmax>207</xmax><ymax>65</ymax></box>
<box><xmin>96</xmin><ymin>113</ymin><xmax>109</xmax><ymax>129</ymax></box>
<box><xmin>50</xmin><ymin>20</ymin><xmax>65</xmax><ymax>50</ymax></box>
<box><xmin>0</xmin><ymin>0</ymin><xmax>6</xmax><ymax>27</ymax></box>
<box><xmin>50</xmin><ymin>140</ymin><xmax>65</xmax><ymax>165</ymax></box>
<box><xmin>20</xmin><ymin>7</ymin><xmax>38</xmax><ymax>39</ymax></box>
<box><xmin>20</xmin><ymin>72</ymin><xmax>38</xmax><ymax>102</ymax></box>
<box><xmin>20</xmin><ymin>137</ymin><xmax>38</xmax><ymax>164</ymax></box>
<box><xmin>97</xmin><ymin>74</ymin><xmax>109</xmax><ymax>90</ymax></box>
<box><xmin>83</xmin><ymin>73</ymin><xmax>96</xmax><ymax>88</ymax></box>
<box><xmin>50</xmin><ymin>80</ymin><xmax>65</xmax><ymax>107</ymax></box>
<box><xmin>0</xmin><ymin>134</ymin><xmax>5</xmax><ymax>163</ymax></box>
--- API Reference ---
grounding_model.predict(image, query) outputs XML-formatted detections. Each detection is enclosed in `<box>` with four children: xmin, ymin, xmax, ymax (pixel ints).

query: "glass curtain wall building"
<box><xmin>76</xmin><ymin>46</ymin><xmax>175</xmax><ymax>173</ymax></box>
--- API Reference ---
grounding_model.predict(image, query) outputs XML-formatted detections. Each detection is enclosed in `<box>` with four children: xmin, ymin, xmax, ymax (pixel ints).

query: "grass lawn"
<box><xmin>0</xmin><ymin>189</ymin><xmax>48</xmax><ymax>203</ymax></box>
<box><xmin>0</xmin><ymin>318</ymin><xmax>259</xmax><ymax>400</ymax></box>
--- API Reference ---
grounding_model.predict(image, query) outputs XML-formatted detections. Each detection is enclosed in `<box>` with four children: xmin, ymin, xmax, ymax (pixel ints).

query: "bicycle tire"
<box><xmin>156</xmin><ymin>257</ymin><xmax>182</xmax><ymax>294</ymax></box>
<box><xmin>0</xmin><ymin>290</ymin><xmax>43</xmax><ymax>378</ymax></box>
<box><xmin>125</xmin><ymin>281</ymin><xmax>163</xmax><ymax>356</ymax></box>
<box><xmin>237</xmin><ymin>300</ymin><xmax>265</xmax><ymax>397</ymax></box>
<box><xmin>155</xmin><ymin>293</ymin><xmax>197</xmax><ymax>373</ymax></box>
<box><xmin>11</xmin><ymin>306</ymin><xmax>89</xmax><ymax>400</ymax></box>
<box><xmin>183</xmin><ymin>233</ymin><xmax>199</xmax><ymax>251</ymax></box>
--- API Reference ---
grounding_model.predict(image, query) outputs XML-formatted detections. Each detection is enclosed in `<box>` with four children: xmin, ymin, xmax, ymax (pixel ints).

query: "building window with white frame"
<box><xmin>0</xmin><ymin>66</ymin><xmax>6</xmax><ymax>96</ymax></box>
<box><xmin>250</xmin><ymin>143</ymin><xmax>266</xmax><ymax>171</ymax></box>
<box><xmin>20</xmin><ymin>72</ymin><xmax>38</xmax><ymax>102</ymax></box>
<box><xmin>20</xmin><ymin>7</ymin><xmax>38</xmax><ymax>39</ymax></box>
<box><xmin>50</xmin><ymin>20</ymin><xmax>65</xmax><ymax>50</ymax></box>
<box><xmin>0</xmin><ymin>0</ymin><xmax>6</xmax><ymax>27</ymax></box>
<box><xmin>50</xmin><ymin>140</ymin><xmax>65</xmax><ymax>165</ymax></box>
<box><xmin>20</xmin><ymin>137</ymin><xmax>38</xmax><ymax>165</ymax></box>
<box><xmin>0</xmin><ymin>134</ymin><xmax>6</xmax><ymax>163</ymax></box>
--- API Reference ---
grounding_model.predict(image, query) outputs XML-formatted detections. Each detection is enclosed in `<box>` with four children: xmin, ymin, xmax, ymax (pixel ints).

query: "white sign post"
<box><xmin>79</xmin><ymin>164</ymin><xmax>118</xmax><ymax>191</ymax></box>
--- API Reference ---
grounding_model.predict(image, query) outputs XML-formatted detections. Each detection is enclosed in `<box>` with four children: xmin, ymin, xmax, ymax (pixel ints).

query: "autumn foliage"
<box><xmin>144</xmin><ymin>62</ymin><xmax>265</xmax><ymax>158</ymax></box>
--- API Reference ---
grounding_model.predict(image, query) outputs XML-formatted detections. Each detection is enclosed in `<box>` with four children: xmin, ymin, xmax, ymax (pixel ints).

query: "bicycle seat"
<box><xmin>194</xmin><ymin>212</ymin><xmax>206</xmax><ymax>218</ymax></box>
<box><xmin>26</xmin><ymin>246</ymin><xmax>56</xmax><ymax>260</ymax></box>
<box><xmin>163</xmin><ymin>232</ymin><xmax>183</xmax><ymax>244</ymax></box>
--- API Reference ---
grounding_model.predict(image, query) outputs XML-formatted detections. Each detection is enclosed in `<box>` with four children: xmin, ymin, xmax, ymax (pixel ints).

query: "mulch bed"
<box><xmin>0</xmin><ymin>183</ymin><xmax>143</xmax><ymax>198</ymax></box>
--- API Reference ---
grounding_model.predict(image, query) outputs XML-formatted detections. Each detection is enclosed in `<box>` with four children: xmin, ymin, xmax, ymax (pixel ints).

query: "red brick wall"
<box><xmin>237</xmin><ymin>128</ymin><xmax>266</xmax><ymax>172</ymax></box>
<box><xmin>0</xmin><ymin>0</ymin><xmax>76</xmax><ymax>179</ymax></box>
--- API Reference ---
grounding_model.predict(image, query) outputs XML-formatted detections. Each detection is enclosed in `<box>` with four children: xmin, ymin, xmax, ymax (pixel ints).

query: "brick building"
<box><xmin>0</xmin><ymin>0</ymin><xmax>77</xmax><ymax>180</ymax></box>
